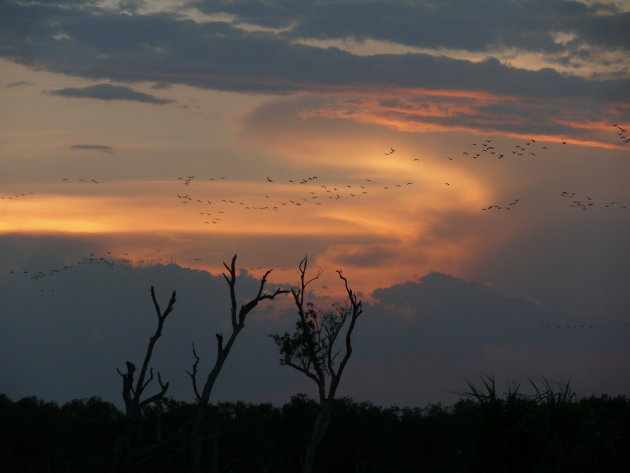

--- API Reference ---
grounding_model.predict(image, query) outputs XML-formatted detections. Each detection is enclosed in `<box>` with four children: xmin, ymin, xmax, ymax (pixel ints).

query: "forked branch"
<box><xmin>193</xmin><ymin>254</ymin><xmax>289</xmax><ymax>408</ymax></box>
<box><xmin>190</xmin><ymin>255</ymin><xmax>289</xmax><ymax>473</ymax></box>
<box><xmin>117</xmin><ymin>286</ymin><xmax>177</xmax><ymax>413</ymax></box>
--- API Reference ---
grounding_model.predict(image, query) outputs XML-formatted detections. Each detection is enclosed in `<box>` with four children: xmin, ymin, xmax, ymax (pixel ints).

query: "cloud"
<box><xmin>70</xmin><ymin>144</ymin><xmax>115</xmax><ymax>153</ymax></box>
<box><xmin>194</xmin><ymin>0</ymin><xmax>630</xmax><ymax>54</ymax></box>
<box><xmin>0</xmin><ymin>0</ymin><xmax>627</xmax><ymax>143</ymax></box>
<box><xmin>4</xmin><ymin>80</ymin><xmax>30</xmax><ymax>87</ymax></box>
<box><xmin>0</xmin><ymin>1</ymin><xmax>626</xmax><ymax>101</ymax></box>
<box><xmin>1</xmin><ymin>248</ymin><xmax>627</xmax><ymax>407</ymax></box>
<box><xmin>46</xmin><ymin>84</ymin><xmax>172</xmax><ymax>104</ymax></box>
<box><xmin>298</xmin><ymin>90</ymin><xmax>627</xmax><ymax>148</ymax></box>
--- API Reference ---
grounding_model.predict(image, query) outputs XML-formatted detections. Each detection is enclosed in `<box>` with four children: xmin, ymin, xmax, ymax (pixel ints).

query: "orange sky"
<box><xmin>1</xmin><ymin>7</ymin><xmax>629</xmax><ymax>304</ymax></box>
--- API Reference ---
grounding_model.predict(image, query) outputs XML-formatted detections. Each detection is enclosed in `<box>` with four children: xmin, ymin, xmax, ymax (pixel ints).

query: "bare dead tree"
<box><xmin>270</xmin><ymin>256</ymin><xmax>363</xmax><ymax>473</ymax></box>
<box><xmin>111</xmin><ymin>286</ymin><xmax>177</xmax><ymax>473</ymax></box>
<box><xmin>188</xmin><ymin>254</ymin><xmax>289</xmax><ymax>473</ymax></box>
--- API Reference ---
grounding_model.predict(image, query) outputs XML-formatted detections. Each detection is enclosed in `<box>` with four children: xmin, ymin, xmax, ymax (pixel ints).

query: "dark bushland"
<box><xmin>1</xmin><ymin>387</ymin><xmax>628</xmax><ymax>473</ymax></box>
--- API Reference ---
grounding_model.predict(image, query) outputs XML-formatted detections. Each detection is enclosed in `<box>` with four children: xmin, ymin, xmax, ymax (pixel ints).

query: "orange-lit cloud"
<box><xmin>296</xmin><ymin>90</ymin><xmax>630</xmax><ymax>150</ymax></box>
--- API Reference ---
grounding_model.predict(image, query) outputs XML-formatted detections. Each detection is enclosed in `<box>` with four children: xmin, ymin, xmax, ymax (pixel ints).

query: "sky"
<box><xmin>1</xmin><ymin>0</ymin><xmax>629</xmax><ymax>408</ymax></box>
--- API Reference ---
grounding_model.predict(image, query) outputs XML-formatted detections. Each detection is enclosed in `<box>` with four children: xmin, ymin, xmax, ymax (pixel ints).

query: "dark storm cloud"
<box><xmin>367</xmin><ymin>273</ymin><xmax>563</xmax><ymax>360</ymax></box>
<box><xmin>193</xmin><ymin>0</ymin><xmax>630</xmax><ymax>53</ymax></box>
<box><xmin>46</xmin><ymin>84</ymin><xmax>172</xmax><ymax>104</ymax></box>
<box><xmin>117</xmin><ymin>0</ymin><xmax>145</xmax><ymax>13</ymax></box>
<box><xmin>0</xmin><ymin>1</ymin><xmax>628</xmax><ymax>103</ymax></box>
<box><xmin>70</xmin><ymin>144</ymin><xmax>115</xmax><ymax>153</ymax></box>
<box><xmin>1</xmin><ymin>243</ymin><xmax>628</xmax><ymax>407</ymax></box>
<box><xmin>469</xmin><ymin>210</ymin><xmax>630</xmax><ymax>321</ymax></box>
<box><xmin>0</xmin><ymin>257</ymin><xmax>295</xmax><ymax>405</ymax></box>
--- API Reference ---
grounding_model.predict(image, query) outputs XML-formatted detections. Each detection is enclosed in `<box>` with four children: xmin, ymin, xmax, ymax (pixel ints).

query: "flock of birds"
<box><xmin>4</xmin><ymin>251</ymin><xmax>629</xmax><ymax>332</ymax></box>
<box><xmin>156</xmin><ymin>134</ymin><xmax>629</xmax><ymax>226</ymax></box>
<box><xmin>559</xmin><ymin>192</ymin><xmax>626</xmax><ymax>211</ymax></box>
<box><xmin>5</xmin><ymin>253</ymin><xmax>189</xmax><ymax>295</ymax></box>
<box><xmin>2</xmin><ymin>128</ymin><xmax>629</xmax><ymax>274</ymax></box>
<box><xmin>172</xmin><ymin>172</ymin><xmax>420</xmax><ymax>225</ymax></box>
<box><xmin>612</xmin><ymin>123</ymin><xmax>629</xmax><ymax>144</ymax></box>
<box><xmin>0</xmin><ymin>192</ymin><xmax>35</xmax><ymax>199</ymax></box>
<box><xmin>2</xmin><ymin>132</ymin><xmax>629</xmax><ymax>228</ymax></box>
<box><xmin>2</xmin><ymin>129</ymin><xmax>629</xmax><ymax>228</ymax></box>
<box><xmin>5</xmin><ymin>250</ymin><xmax>290</xmax><ymax>294</ymax></box>
<box><xmin>3</xmin><ymin>127</ymin><xmax>628</xmax><ymax>331</ymax></box>
<box><xmin>446</xmin><ymin>137</ymin><xmax>551</xmax><ymax>161</ymax></box>
<box><xmin>481</xmin><ymin>198</ymin><xmax>520</xmax><ymax>212</ymax></box>
<box><xmin>540</xmin><ymin>322</ymin><xmax>628</xmax><ymax>329</ymax></box>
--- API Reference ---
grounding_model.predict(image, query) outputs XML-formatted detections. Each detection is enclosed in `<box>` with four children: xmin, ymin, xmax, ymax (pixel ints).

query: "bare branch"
<box><xmin>330</xmin><ymin>271</ymin><xmax>363</xmax><ymax>397</ymax></box>
<box><xmin>194</xmin><ymin>255</ymin><xmax>288</xmax><ymax>412</ymax></box>
<box><xmin>256</xmin><ymin>269</ymin><xmax>274</xmax><ymax>298</ymax></box>
<box><xmin>135</xmin><ymin>287</ymin><xmax>177</xmax><ymax>402</ymax></box>
<box><xmin>113</xmin><ymin>286</ymin><xmax>177</xmax><ymax>472</ymax></box>
<box><xmin>186</xmin><ymin>343</ymin><xmax>202</xmax><ymax>402</ymax></box>
<box><xmin>191</xmin><ymin>254</ymin><xmax>290</xmax><ymax>473</ymax></box>
<box><xmin>140</xmin><ymin>367</ymin><xmax>155</xmax><ymax>394</ymax></box>
<box><xmin>140</xmin><ymin>372</ymin><xmax>170</xmax><ymax>407</ymax></box>
<box><xmin>150</xmin><ymin>286</ymin><xmax>177</xmax><ymax>321</ymax></box>
<box><xmin>283</xmin><ymin>359</ymin><xmax>321</xmax><ymax>386</ymax></box>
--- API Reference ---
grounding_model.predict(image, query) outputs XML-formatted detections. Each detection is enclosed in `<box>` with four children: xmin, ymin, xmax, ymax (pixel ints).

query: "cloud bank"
<box><xmin>1</xmin><ymin>0</ymin><xmax>627</xmax><ymax>145</ymax></box>
<box><xmin>194</xmin><ymin>0</ymin><xmax>630</xmax><ymax>56</ymax></box>
<box><xmin>1</xmin><ymin>252</ymin><xmax>627</xmax><ymax>407</ymax></box>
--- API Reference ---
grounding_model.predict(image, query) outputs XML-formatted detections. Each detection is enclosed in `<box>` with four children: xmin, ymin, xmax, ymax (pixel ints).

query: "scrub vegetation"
<box><xmin>1</xmin><ymin>382</ymin><xmax>628</xmax><ymax>473</ymax></box>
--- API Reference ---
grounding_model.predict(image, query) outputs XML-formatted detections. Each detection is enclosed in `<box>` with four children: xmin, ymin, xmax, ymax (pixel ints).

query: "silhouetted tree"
<box><xmin>271</xmin><ymin>256</ymin><xmax>363</xmax><ymax>473</ymax></box>
<box><xmin>188</xmin><ymin>255</ymin><xmax>288</xmax><ymax>473</ymax></box>
<box><xmin>111</xmin><ymin>286</ymin><xmax>176</xmax><ymax>473</ymax></box>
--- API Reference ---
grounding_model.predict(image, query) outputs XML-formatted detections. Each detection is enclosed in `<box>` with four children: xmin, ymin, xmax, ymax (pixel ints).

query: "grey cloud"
<box><xmin>361</xmin><ymin>272</ymin><xmax>629</xmax><ymax>368</ymax></box>
<box><xmin>46</xmin><ymin>84</ymin><xmax>172</xmax><ymax>104</ymax></box>
<box><xmin>117</xmin><ymin>0</ymin><xmax>145</xmax><ymax>13</ymax></box>
<box><xmin>1</xmin><ymin>255</ymin><xmax>294</xmax><ymax>405</ymax></box>
<box><xmin>244</xmin><ymin>92</ymin><xmax>629</xmax><ymax>148</ymax></box>
<box><xmin>70</xmin><ymin>144</ymin><xmax>115</xmax><ymax>153</ymax></box>
<box><xmin>5</xmin><ymin>80</ymin><xmax>30</xmax><ymax>87</ymax></box>
<box><xmin>0</xmin><ymin>1</ymin><xmax>627</xmax><ymax>104</ymax></box>
<box><xmin>469</xmin><ymin>211</ymin><xmax>630</xmax><ymax>321</ymax></box>
<box><xmin>193</xmin><ymin>0</ymin><xmax>630</xmax><ymax>53</ymax></box>
<box><xmin>1</xmin><ymin>253</ymin><xmax>627</xmax><ymax>408</ymax></box>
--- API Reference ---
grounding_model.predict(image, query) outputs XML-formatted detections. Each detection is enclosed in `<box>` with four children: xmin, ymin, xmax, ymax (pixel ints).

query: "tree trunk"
<box><xmin>302</xmin><ymin>401</ymin><xmax>332</xmax><ymax>473</ymax></box>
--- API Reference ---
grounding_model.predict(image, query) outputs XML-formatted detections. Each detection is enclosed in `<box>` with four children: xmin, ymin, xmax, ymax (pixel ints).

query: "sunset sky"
<box><xmin>1</xmin><ymin>0</ymin><xmax>629</xmax><ymax>407</ymax></box>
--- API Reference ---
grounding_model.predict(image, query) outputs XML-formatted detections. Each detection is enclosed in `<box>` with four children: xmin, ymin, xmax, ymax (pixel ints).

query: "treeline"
<box><xmin>1</xmin><ymin>389</ymin><xmax>629</xmax><ymax>473</ymax></box>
